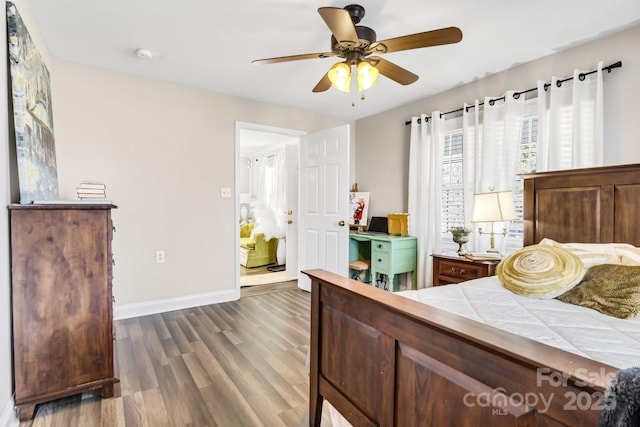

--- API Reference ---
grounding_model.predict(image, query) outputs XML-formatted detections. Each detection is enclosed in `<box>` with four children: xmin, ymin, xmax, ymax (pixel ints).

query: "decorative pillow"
<box><xmin>556</xmin><ymin>264</ymin><xmax>640</xmax><ymax>319</ymax></box>
<box><xmin>497</xmin><ymin>244</ymin><xmax>585</xmax><ymax>299</ymax></box>
<box><xmin>538</xmin><ymin>238</ymin><xmax>621</xmax><ymax>267</ymax></box>
<box><xmin>613</xmin><ymin>245</ymin><xmax>640</xmax><ymax>266</ymax></box>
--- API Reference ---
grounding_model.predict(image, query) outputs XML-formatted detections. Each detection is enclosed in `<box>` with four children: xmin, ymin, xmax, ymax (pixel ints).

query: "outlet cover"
<box><xmin>221</xmin><ymin>187</ymin><xmax>231</xmax><ymax>198</ymax></box>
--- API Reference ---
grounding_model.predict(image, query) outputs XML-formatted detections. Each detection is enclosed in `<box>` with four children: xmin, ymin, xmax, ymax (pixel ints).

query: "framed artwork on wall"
<box><xmin>7</xmin><ymin>2</ymin><xmax>59</xmax><ymax>203</ymax></box>
<box><xmin>349</xmin><ymin>192</ymin><xmax>370</xmax><ymax>227</ymax></box>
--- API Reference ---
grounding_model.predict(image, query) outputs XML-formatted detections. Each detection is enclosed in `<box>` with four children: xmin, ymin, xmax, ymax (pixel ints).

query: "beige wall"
<box><xmin>355</xmin><ymin>24</ymin><xmax>640</xmax><ymax>217</ymax></box>
<box><xmin>50</xmin><ymin>60</ymin><xmax>351</xmax><ymax>311</ymax></box>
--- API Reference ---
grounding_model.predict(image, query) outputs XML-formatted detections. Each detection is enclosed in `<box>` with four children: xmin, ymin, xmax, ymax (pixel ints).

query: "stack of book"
<box><xmin>77</xmin><ymin>181</ymin><xmax>107</xmax><ymax>200</ymax></box>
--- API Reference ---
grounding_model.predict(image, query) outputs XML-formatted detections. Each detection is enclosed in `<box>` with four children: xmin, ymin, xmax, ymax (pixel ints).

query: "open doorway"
<box><xmin>235</xmin><ymin>122</ymin><xmax>304</xmax><ymax>293</ymax></box>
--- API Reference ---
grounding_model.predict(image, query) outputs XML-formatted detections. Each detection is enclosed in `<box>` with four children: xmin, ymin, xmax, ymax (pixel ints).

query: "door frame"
<box><xmin>234</xmin><ymin>121</ymin><xmax>305</xmax><ymax>295</ymax></box>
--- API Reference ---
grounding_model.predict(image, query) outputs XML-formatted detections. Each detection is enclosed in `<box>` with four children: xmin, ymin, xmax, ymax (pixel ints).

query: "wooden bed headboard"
<box><xmin>523</xmin><ymin>163</ymin><xmax>640</xmax><ymax>247</ymax></box>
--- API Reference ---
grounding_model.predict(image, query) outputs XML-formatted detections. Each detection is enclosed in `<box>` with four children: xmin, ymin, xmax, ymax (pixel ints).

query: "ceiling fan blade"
<box><xmin>318</xmin><ymin>7</ymin><xmax>359</xmax><ymax>45</ymax></box>
<box><xmin>312</xmin><ymin>73</ymin><xmax>332</xmax><ymax>93</ymax></box>
<box><xmin>368</xmin><ymin>56</ymin><xmax>418</xmax><ymax>85</ymax></box>
<box><xmin>369</xmin><ymin>27</ymin><xmax>463</xmax><ymax>54</ymax></box>
<box><xmin>252</xmin><ymin>52</ymin><xmax>336</xmax><ymax>65</ymax></box>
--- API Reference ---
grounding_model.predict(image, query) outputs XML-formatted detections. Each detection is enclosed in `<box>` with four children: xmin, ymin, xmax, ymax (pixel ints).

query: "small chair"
<box><xmin>349</xmin><ymin>260</ymin><xmax>371</xmax><ymax>282</ymax></box>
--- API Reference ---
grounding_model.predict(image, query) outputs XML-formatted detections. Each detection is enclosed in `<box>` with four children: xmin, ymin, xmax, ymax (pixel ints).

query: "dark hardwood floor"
<box><xmin>19</xmin><ymin>287</ymin><xmax>333</xmax><ymax>426</ymax></box>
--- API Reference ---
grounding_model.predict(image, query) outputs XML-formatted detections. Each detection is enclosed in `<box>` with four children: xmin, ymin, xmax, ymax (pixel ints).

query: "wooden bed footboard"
<box><xmin>305</xmin><ymin>269</ymin><xmax>617</xmax><ymax>427</ymax></box>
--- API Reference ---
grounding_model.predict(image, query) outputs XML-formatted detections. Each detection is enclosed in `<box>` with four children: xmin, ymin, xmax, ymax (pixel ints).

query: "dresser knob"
<box><xmin>460</xmin><ymin>269</ymin><xmax>466</xmax><ymax>275</ymax></box>
<box><xmin>378</xmin><ymin>259</ymin><xmax>382</xmax><ymax>263</ymax></box>
<box><xmin>451</xmin><ymin>267</ymin><xmax>456</xmax><ymax>273</ymax></box>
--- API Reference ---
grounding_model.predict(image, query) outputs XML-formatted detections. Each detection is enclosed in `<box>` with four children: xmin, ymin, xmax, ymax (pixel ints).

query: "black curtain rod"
<box><xmin>404</xmin><ymin>60</ymin><xmax>622</xmax><ymax>126</ymax></box>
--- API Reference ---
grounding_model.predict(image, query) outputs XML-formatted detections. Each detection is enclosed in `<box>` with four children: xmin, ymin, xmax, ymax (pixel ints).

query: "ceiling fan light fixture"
<box><xmin>253</xmin><ymin>5</ymin><xmax>463</xmax><ymax>96</ymax></box>
<box><xmin>328</xmin><ymin>62</ymin><xmax>351</xmax><ymax>92</ymax></box>
<box><xmin>357</xmin><ymin>61</ymin><xmax>379</xmax><ymax>92</ymax></box>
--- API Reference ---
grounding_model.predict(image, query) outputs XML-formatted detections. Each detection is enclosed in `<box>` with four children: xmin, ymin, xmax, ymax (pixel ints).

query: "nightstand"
<box><xmin>431</xmin><ymin>253</ymin><xmax>500</xmax><ymax>287</ymax></box>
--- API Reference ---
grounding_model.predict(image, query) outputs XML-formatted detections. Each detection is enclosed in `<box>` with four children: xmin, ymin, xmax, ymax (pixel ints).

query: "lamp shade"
<box><xmin>328</xmin><ymin>61</ymin><xmax>379</xmax><ymax>93</ymax></box>
<box><xmin>328</xmin><ymin>62</ymin><xmax>351</xmax><ymax>92</ymax></box>
<box><xmin>471</xmin><ymin>191</ymin><xmax>518</xmax><ymax>223</ymax></box>
<box><xmin>356</xmin><ymin>61</ymin><xmax>379</xmax><ymax>92</ymax></box>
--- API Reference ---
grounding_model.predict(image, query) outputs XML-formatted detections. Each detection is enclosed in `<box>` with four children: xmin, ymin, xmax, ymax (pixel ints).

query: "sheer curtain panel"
<box><xmin>408</xmin><ymin>114</ymin><xmax>442</xmax><ymax>288</ymax></box>
<box><xmin>462</xmin><ymin>91</ymin><xmax>525</xmax><ymax>252</ymax></box>
<box><xmin>537</xmin><ymin>61</ymin><xmax>604</xmax><ymax>171</ymax></box>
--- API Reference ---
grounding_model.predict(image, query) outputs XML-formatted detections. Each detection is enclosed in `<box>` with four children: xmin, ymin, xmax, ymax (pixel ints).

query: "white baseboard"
<box><xmin>114</xmin><ymin>288</ymin><xmax>240</xmax><ymax>320</ymax></box>
<box><xmin>0</xmin><ymin>398</ymin><xmax>18</xmax><ymax>427</ymax></box>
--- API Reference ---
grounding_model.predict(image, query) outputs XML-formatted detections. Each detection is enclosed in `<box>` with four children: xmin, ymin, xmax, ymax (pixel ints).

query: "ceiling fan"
<box><xmin>252</xmin><ymin>4</ymin><xmax>463</xmax><ymax>95</ymax></box>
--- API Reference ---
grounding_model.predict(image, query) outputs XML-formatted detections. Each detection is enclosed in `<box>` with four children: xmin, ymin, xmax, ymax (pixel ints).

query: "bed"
<box><xmin>304</xmin><ymin>163</ymin><xmax>640</xmax><ymax>426</ymax></box>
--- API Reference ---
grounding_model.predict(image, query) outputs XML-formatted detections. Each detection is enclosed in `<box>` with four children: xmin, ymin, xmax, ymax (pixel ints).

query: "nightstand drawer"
<box><xmin>438</xmin><ymin>259</ymin><xmax>484</xmax><ymax>282</ymax></box>
<box><xmin>432</xmin><ymin>254</ymin><xmax>499</xmax><ymax>286</ymax></box>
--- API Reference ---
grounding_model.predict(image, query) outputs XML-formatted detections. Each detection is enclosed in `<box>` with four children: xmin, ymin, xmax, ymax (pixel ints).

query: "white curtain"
<box><xmin>537</xmin><ymin>62</ymin><xmax>604</xmax><ymax>171</ymax></box>
<box><xmin>462</xmin><ymin>91</ymin><xmax>525</xmax><ymax>252</ymax></box>
<box><xmin>408</xmin><ymin>113</ymin><xmax>442</xmax><ymax>288</ymax></box>
<box><xmin>253</xmin><ymin>152</ymin><xmax>286</xmax><ymax>240</ymax></box>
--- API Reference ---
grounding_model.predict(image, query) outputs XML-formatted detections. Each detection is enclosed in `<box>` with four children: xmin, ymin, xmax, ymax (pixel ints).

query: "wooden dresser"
<box><xmin>9</xmin><ymin>203</ymin><xmax>119</xmax><ymax>420</ymax></box>
<box><xmin>431</xmin><ymin>253</ymin><xmax>500</xmax><ymax>286</ymax></box>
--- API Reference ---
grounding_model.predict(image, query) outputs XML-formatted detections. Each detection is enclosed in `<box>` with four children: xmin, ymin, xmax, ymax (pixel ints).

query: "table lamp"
<box><xmin>471</xmin><ymin>190</ymin><xmax>518</xmax><ymax>252</ymax></box>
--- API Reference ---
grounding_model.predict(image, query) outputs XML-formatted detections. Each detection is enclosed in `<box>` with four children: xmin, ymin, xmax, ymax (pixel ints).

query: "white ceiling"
<box><xmin>27</xmin><ymin>0</ymin><xmax>640</xmax><ymax>122</ymax></box>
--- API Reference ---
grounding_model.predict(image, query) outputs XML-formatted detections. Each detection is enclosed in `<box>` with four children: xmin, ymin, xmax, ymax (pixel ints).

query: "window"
<box><xmin>439</xmin><ymin>106</ymin><xmax>539</xmax><ymax>251</ymax></box>
<box><xmin>504</xmin><ymin>115</ymin><xmax>538</xmax><ymax>252</ymax></box>
<box><xmin>440</xmin><ymin>131</ymin><xmax>464</xmax><ymax>235</ymax></box>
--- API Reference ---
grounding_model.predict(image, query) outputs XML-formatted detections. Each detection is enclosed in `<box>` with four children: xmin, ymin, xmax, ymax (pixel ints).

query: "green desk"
<box><xmin>349</xmin><ymin>233</ymin><xmax>417</xmax><ymax>291</ymax></box>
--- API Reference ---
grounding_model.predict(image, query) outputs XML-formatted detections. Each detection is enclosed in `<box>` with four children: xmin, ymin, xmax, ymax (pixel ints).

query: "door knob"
<box><xmin>287</xmin><ymin>219</ymin><xmax>293</xmax><ymax>224</ymax></box>
<box><xmin>287</xmin><ymin>210</ymin><xmax>293</xmax><ymax>215</ymax></box>
<box><xmin>338</xmin><ymin>220</ymin><xmax>346</xmax><ymax>226</ymax></box>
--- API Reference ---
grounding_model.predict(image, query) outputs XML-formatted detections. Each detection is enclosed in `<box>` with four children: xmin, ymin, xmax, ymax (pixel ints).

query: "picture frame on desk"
<box><xmin>349</xmin><ymin>192</ymin><xmax>370</xmax><ymax>227</ymax></box>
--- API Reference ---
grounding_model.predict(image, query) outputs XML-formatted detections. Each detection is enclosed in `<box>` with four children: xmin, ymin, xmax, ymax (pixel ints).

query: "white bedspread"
<box><xmin>396</xmin><ymin>276</ymin><xmax>640</xmax><ymax>370</ymax></box>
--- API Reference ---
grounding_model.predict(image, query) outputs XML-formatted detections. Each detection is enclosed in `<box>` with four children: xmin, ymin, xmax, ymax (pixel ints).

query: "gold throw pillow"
<box><xmin>556</xmin><ymin>264</ymin><xmax>640</xmax><ymax>319</ymax></box>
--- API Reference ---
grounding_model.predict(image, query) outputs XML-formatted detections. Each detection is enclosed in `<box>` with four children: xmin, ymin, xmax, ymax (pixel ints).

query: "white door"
<box><xmin>285</xmin><ymin>143</ymin><xmax>298</xmax><ymax>279</ymax></box>
<box><xmin>297</xmin><ymin>125</ymin><xmax>350</xmax><ymax>292</ymax></box>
